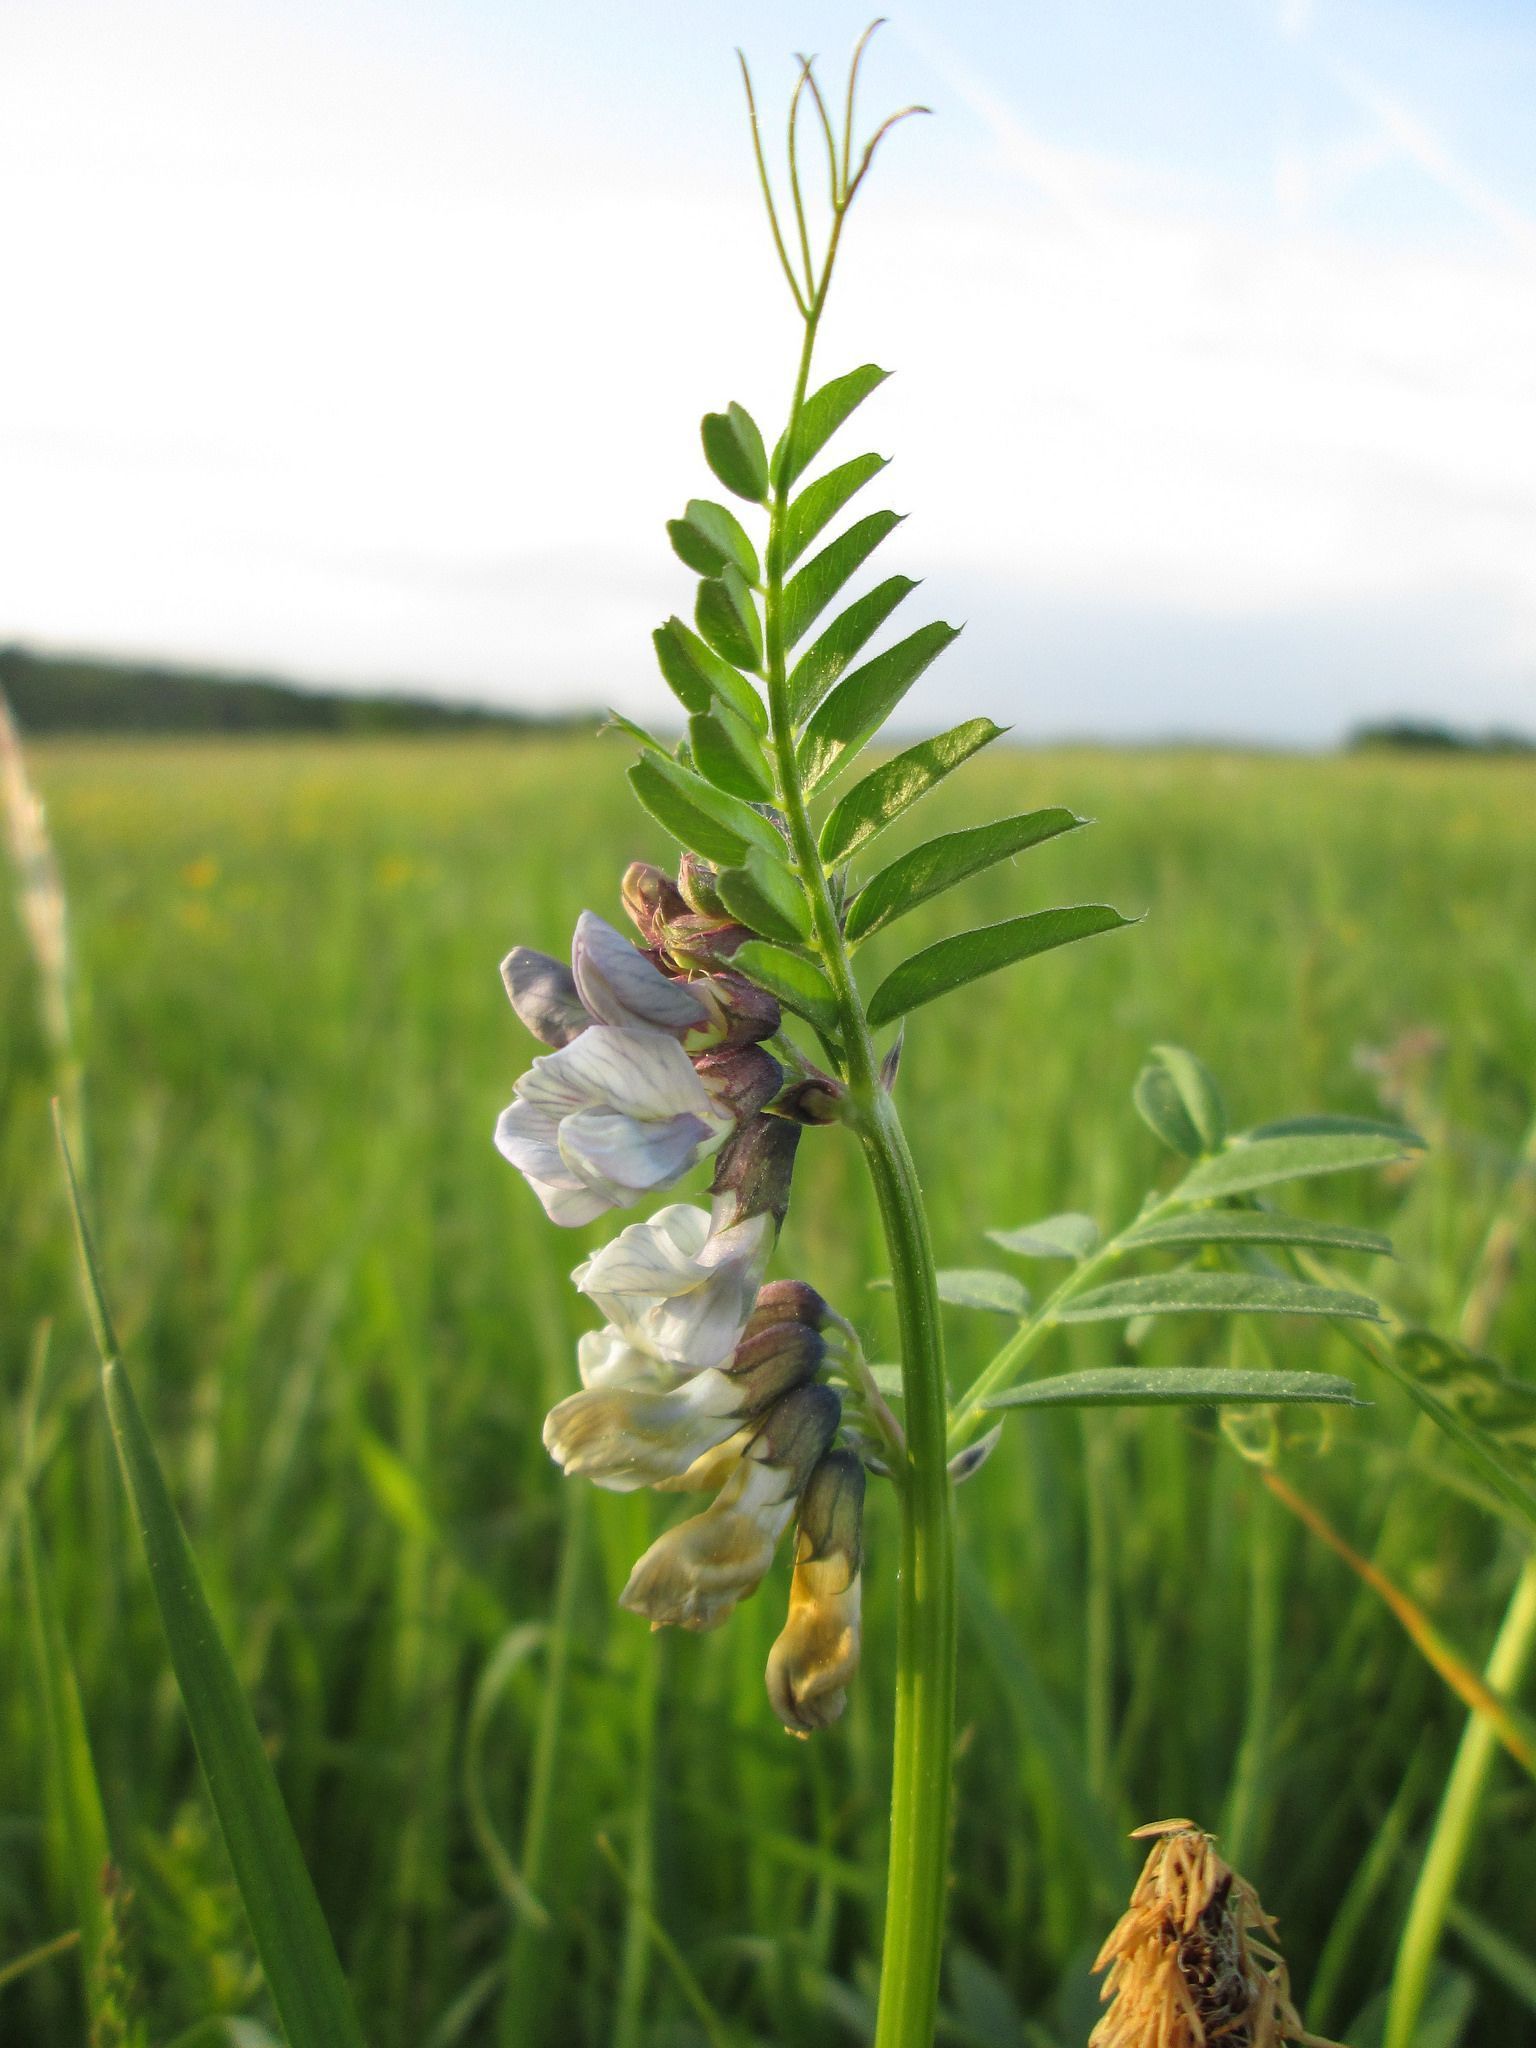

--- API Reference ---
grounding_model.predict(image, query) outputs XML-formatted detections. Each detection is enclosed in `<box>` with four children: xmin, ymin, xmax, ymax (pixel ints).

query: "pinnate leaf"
<box><xmin>1175</xmin><ymin>1131</ymin><xmax>1422</xmax><ymax>1202</ymax></box>
<box><xmin>987</xmin><ymin>1212</ymin><xmax>1102</xmax><ymax>1260</ymax></box>
<box><xmin>786</xmin><ymin>575</ymin><xmax>917</xmax><ymax>726</ymax></box>
<box><xmin>799</xmin><ymin>620</ymin><xmax>962</xmax><ymax>793</ymax></box>
<box><xmin>715</xmin><ymin>850</ymin><xmax>812</xmax><ymax>944</ymax></box>
<box><xmin>1120</xmin><ymin>1211</ymin><xmax>1393</xmax><ymax>1257</ymax></box>
<box><xmin>870</xmin><ymin>1268</ymin><xmax>1030</xmax><ymax>1314</ymax></box>
<box><xmin>820</xmin><ymin>718</ymin><xmax>1005</xmax><ymax>865</ymax></box>
<box><xmin>774</xmin><ymin>364</ymin><xmax>889</xmax><ymax>488</ymax></box>
<box><xmin>782</xmin><ymin>511</ymin><xmax>903</xmax><ymax>649</ymax></box>
<box><xmin>784</xmin><ymin>453</ymin><xmax>888</xmax><ymax>566</ymax></box>
<box><xmin>688</xmin><ymin>708</ymin><xmax>774</xmax><ymax>802</ymax></box>
<box><xmin>628</xmin><ymin>754</ymin><xmax>783</xmax><ymax>868</ymax></box>
<box><xmin>937</xmin><ymin>1269</ymin><xmax>1030</xmax><ymax>1315</ymax></box>
<box><xmin>844</xmin><ymin>808</ymin><xmax>1086</xmax><ymax>943</ymax></box>
<box><xmin>653</xmin><ymin>618</ymin><xmax>765</xmax><ymax>732</ymax></box>
<box><xmin>668</xmin><ymin>499</ymin><xmax>760</xmax><ymax>582</ymax></box>
<box><xmin>1057</xmin><ymin>1271</ymin><xmax>1381</xmax><ymax>1323</ymax></box>
<box><xmin>865</xmin><ymin>904</ymin><xmax>1133</xmax><ymax>1029</ymax></box>
<box><xmin>695</xmin><ymin>565</ymin><xmax>762</xmax><ymax>673</ymax></box>
<box><xmin>731</xmin><ymin>940</ymin><xmax>839</xmax><ymax>1038</ymax></box>
<box><xmin>1249</xmin><ymin>1112</ymin><xmax>1427</xmax><ymax>1146</ymax></box>
<box><xmin>984</xmin><ymin>1367</ymin><xmax>1364</xmax><ymax>1412</ymax></box>
<box><xmin>1140</xmin><ymin>1044</ymin><xmax>1226</xmax><ymax>1154</ymax></box>
<box><xmin>702</xmin><ymin>402</ymin><xmax>770</xmax><ymax>503</ymax></box>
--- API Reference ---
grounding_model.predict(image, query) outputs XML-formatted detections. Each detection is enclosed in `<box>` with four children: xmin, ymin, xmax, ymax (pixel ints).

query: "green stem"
<box><xmin>760</xmin><ymin>213</ymin><xmax>955</xmax><ymax>2048</ymax></box>
<box><xmin>1384</xmin><ymin>1553</ymin><xmax>1536</xmax><ymax>2048</ymax></box>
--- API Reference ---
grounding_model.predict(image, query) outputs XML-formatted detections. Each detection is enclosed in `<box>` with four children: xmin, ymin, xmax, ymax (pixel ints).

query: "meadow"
<box><xmin>4</xmin><ymin>733</ymin><xmax>1535</xmax><ymax>2047</ymax></box>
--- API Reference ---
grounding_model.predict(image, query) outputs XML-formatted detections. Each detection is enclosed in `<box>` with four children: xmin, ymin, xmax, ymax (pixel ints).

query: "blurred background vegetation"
<box><xmin>3</xmin><ymin>724</ymin><xmax>1535</xmax><ymax>2045</ymax></box>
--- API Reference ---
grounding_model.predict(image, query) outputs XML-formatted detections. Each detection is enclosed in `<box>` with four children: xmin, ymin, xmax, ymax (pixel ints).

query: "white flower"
<box><xmin>544</xmin><ymin>1368</ymin><xmax>747</xmax><ymax>1492</ymax></box>
<box><xmin>546</xmin><ymin>1317</ymin><xmax>822</xmax><ymax>1492</ymax></box>
<box><xmin>574</xmin><ymin>1202</ymin><xmax>773</xmax><ymax>1371</ymax></box>
<box><xmin>495</xmin><ymin>1027</ymin><xmax>733</xmax><ymax>1226</ymax></box>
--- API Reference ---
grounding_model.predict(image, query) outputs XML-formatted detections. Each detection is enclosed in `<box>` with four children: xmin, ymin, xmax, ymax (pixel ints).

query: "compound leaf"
<box><xmin>774</xmin><ymin>364</ymin><xmax>889</xmax><ymax>489</ymax></box>
<box><xmin>702</xmin><ymin>402</ymin><xmax>770</xmax><ymax>503</ymax></box>
<box><xmin>1058</xmin><ymin>1271</ymin><xmax>1381</xmax><ymax>1323</ymax></box>
<box><xmin>784</xmin><ymin>453</ymin><xmax>888</xmax><ymax>566</ymax></box>
<box><xmin>695</xmin><ymin>565</ymin><xmax>763</xmax><ymax>673</ymax></box>
<box><xmin>799</xmin><ymin>620</ymin><xmax>962</xmax><ymax>794</ymax></box>
<box><xmin>628</xmin><ymin>753</ymin><xmax>783</xmax><ymax>868</ymax></box>
<box><xmin>866</xmin><ymin>904</ymin><xmax>1133</xmax><ymax>1028</ymax></box>
<box><xmin>782</xmin><ymin>511</ymin><xmax>903</xmax><ymax>649</ymax></box>
<box><xmin>984</xmin><ymin>1367</ymin><xmax>1364</xmax><ymax>1412</ymax></box>
<box><xmin>732</xmin><ymin>940</ymin><xmax>839</xmax><ymax>1038</ymax></box>
<box><xmin>844</xmin><ymin>808</ymin><xmax>1086</xmax><ymax>943</ymax></box>
<box><xmin>820</xmin><ymin>718</ymin><xmax>1004</xmax><ymax>865</ymax></box>
<box><xmin>786</xmin><ymin>575</ymin><xmax>917</xmax><ymax>726</ymax></box>
<box><xmin>668</xmin><ymin>498</ymin><xmax>760</xmax><ymax>582</ymax></box>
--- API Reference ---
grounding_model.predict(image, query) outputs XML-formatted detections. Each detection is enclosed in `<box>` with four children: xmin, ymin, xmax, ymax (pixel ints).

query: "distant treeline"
<box><xmin>1348</xmin><ymin>719</ymin><xmax>1534</xmax><ymax>756</ymax></box>
<box><xmin>0</xmin><ymin>647</ymin><xmax>595</xmax><ymax>737</ymax></box>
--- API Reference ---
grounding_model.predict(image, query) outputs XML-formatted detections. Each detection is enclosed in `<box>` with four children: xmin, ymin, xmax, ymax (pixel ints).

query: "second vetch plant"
<box><xmin>490</xmin><ymin>30</ymin><xmax>1417</xmax><ymax>2048</ymax></box>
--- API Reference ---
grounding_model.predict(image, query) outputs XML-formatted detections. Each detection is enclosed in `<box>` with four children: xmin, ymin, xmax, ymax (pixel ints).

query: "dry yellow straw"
<box><xmin>1091</xmin><ymin>1820</ymin><xmax>1345</xmax><ymax>2048</ymax></box>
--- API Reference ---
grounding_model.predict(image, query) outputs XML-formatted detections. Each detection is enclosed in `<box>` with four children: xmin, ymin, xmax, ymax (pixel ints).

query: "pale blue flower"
<box><xmin>495</xmin><ymin>1028</ymin><xmax>732</xmax><ymax>1226</ymax></box>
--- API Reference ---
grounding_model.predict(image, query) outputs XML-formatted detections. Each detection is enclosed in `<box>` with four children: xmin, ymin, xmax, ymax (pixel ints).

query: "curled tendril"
<box><xmin>738</xmin><ymin>21</ymin><xmax>931</xmax><ymax>321</ymax></box>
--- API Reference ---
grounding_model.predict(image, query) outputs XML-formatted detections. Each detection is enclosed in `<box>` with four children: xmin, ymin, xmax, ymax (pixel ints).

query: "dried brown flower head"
<box><xmin>1090</xmin><ymin>1821</ymin><xmax>1344</xmax><ymax>2048</ymax></box>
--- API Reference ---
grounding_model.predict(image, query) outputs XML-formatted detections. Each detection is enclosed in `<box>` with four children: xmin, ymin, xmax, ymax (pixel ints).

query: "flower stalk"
<box><xmin>748</xmin><ymin>64</ymin><xmax>955</xmax><ymax>2037</ymax></box>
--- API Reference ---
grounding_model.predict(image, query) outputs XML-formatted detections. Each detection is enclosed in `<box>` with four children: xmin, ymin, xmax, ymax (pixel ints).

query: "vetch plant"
<box><xmin>488</xmin><ymin>31</ymin><xmax>1424</xmax><ymax>2048</ymax></box>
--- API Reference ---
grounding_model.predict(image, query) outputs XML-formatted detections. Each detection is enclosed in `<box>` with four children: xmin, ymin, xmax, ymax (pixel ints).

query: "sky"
<box><xmin>3</xmin><ymin>0</ymin><xmax>1534</xmax><ymax>744</ymax></box>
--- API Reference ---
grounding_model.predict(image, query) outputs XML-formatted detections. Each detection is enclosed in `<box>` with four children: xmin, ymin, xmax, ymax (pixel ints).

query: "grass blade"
<box><xmin>53</xmin><ymin>1107</ymin><xmax>367</xmax><ymax>2048</ymax></box>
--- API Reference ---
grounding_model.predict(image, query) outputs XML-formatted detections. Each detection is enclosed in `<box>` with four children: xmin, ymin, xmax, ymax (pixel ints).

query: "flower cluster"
<box><xmin>495</xmin><ymin>860</ymin><xmax>866</xmax><ymax>1732</ymax></box>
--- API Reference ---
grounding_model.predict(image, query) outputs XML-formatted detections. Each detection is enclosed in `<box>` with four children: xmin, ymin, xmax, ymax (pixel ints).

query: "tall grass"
<box><xmin>3</xmin><ymin>734</ymin><xmax>1534</xmax><ymax>2044</ymax></box>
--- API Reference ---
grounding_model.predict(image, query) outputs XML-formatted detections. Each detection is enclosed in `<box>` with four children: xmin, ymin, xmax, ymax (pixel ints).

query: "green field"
<box><xmin>5</xmin><ymin>735</ymin><xmax>1536</xmax><ymax>2046</ymax></box>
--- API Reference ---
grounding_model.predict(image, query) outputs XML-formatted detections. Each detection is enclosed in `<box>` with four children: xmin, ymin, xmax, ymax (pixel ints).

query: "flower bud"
<box><xmin>742</xmin><ymin>1279</ymin><xmax>830</xmax><ymax>1341</ymax></box>
<box><xmin>695</xmin><ymin>969</ymin><xmax>781</xmax><ymax>1051</ymax></box>
<box><xmin>775</xmin><ymin>1074</ymin><xmax>847</xmax><ymax>1125</ymax></box>
<box><xmin>677</xmin><ymin>851</ymin><xmax>729</xmax><ymax>918</ymax></box>
<box><xmin>766</xmin><ymin>1450</ymin><xmax>865</xmax><ymax>1736</ymax></box>
<box><xmin>619</xmin><ymin>1383</ymin><xmax>840</xmax><ymax>1632</ymax></box>
<box><xmin>709</xmin><ymin>1111</ymin><xmax>801</xmax><ymax>1228</ymax></box>
<box><xmin>500</xmin><ymin>947</ymin><xmax>589</xmax><ymax>1048</ymax></box>
<box><xmin>698</xmin><ymin>1045</ymin><xmax>783</xmax><ymax>1125</ymax></box>
<box><xmin>621</xmin><ymin>861</ymin><xmax>690</xmax><ymax>949</ymax></box>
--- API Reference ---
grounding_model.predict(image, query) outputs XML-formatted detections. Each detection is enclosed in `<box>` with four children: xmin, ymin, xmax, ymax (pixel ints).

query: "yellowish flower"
<box><xmin>620</xmin><ymin>1384</ymin><xmax>839</xmax><ymax>1632</ymax></box>
<box><xmin>766</xmin><ymin>1449</ymin><xmax>864</xmax><ymax>1736</ymax></box>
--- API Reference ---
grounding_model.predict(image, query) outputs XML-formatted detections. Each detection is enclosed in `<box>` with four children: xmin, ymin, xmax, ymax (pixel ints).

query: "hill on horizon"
<box><xmin>0</xmin><ymin>646</ymin><xmax>595</xmax><ymax>738</ymax></box>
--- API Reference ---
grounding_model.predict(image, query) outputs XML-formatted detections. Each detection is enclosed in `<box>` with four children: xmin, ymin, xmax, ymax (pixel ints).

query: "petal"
<box><xmin>577</xmin><ymin>1327</ymin><xmax>669</xmax><ymax>1389</ymax></box>
<box><xmin>495</xmin><ymin>1099</ymin><xmax>573</xmax><ymax>1182</ymax></box>
<box><xmin>528</xmin><ymin>1026</ymin><xmax>719</xmax><ymax>1124</ymax></box>
<box><xmin>571</xmin><ymin>911</ymin><xmax>708</xmax><ymax>1034</ymax></box>
<box><xmin>527</xmin><ymin>1171</ymin><xmax>616</xmax><ymax>1227</ymax></box>
<box><xmin>574</xmin><ymin>1204</ymin><xmax>713</xmax><ymax>1301</ymax></box>
<box><xmin>501</xmin><ymin>947</ymin><xmax>590</xmax><ymax>1046</ymax></box>
<box><xmin>543</xmin><ymin>1377</ymin><xmax>740</xmax><ymax>1491</ymax></box>
<box><xmin>557</xmin><ymin>1107</ymin><xmax>713</xmax><ymax>1197</ymax></box>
